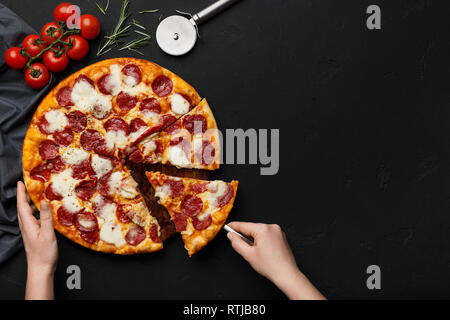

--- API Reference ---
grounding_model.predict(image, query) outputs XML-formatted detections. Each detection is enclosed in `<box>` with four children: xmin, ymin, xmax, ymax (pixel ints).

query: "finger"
<box><xmin>227</xmin><ymin>232</ymin><xmax>253</xmax><ymax>260</ymax></box>
<box><xmin>227</xmin><ymin>221</ymin><xmax>261</xmax><ymax>239</ymax></box>
<box><xmin>39</xmin><ymin>201</ymin><xmax>54</xmax><ymax>236</ymax></box>
<box><xmin>16</xmin><ymin>181</ymin><xmax>38</xmax><ymax>231</ymax></box>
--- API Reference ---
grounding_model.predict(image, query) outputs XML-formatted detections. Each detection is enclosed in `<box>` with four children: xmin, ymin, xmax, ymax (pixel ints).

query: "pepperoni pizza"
<box><xmin>146</xmin><ymin>172</ymin><xmax>238</xmax><ymax>256</ymax></box>
<box><xmin>22</xmin><ymin>58</ymin><xmax>236</xmax><ymax>255</ymax></box>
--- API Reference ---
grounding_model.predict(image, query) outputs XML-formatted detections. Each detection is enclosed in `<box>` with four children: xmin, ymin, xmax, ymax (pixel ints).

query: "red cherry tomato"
<box><xmin>53</xmin><ymin>2</ymin><xmax>73</xmax><ymax>23</ymax></box>
<box><xmin>66</xmin><ymin>35</ymin><xmax>89</xmax><ymax>60</ymax></box>
<box><xmin>22</xmin><ymin>34</ymin><xmax>47</xmax><ymax>57</ymax></box>
<box><xmin>79</xmin><ymin>14</ymin><xmax>100</xmax><ymax>40</ymax></box>
<box><xmin>41</xmin><ymin>22</ymin><xmax>62</xmax><ymax>45</ymax></box>
<box><xmin>43</xmin><ymin>51</ymin><xmax>69</xmax><ymax>72</ymax></box>
<box><xmin>4</xmin><ymin>47</ymin><xmax>28</xmax><ymax>69</ymax></box>
<box><xmin>25</xmin><ymin>63</ymin><xmax>50</xmax><ymax>90</ymax></box>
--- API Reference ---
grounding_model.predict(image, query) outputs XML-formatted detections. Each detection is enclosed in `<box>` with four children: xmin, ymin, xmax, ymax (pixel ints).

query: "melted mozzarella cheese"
<box><xmin>206</xmin><ymin>181</ymin><xmax>228</xmax><ymax>208</ymax></box>
<box><xmin>52</xmin><ymin>168</ymin><xmax>79</xmax><ymax>197</ymax></box>
<box><xmin>44</xmin><ymin>110</ymin><xmax>68</xmax><ymax>133</ymax></box>
<box><xmin>142</xmin><ymin>140</ymin><xmax>157</xmax><ymax>156</ymax></box>
<box><xmin>61</xmin><ymin>148</ymin><xmax>89</xmax><ymax>165</ymax></box>
<box><xmin>118</xmin><ymin>176</ymin><xmax>139</xmax><ymax>199</ymax></box>
<box><xmin>62</xmin><ymin>195</ymin><xmax>82</xmax><ymax>213</ymax></box>
<box><xmin>99</xmin><ymin>202</ymin><xmax>117</xmax><ymax>222</ymax></box>
<box><xmin>154</xmin><ymin>184</ymin><xmax>172</xmax><ymax>201</ymax></box>
<box><xmin>100</xmin><ymin>221</ymin><xmax>126</xmax><ymax>247</ymax></box>
<box><xmin>129</xmin><ymin>126</ymin><xmax>148</xmax><ymax>144</ymax></box>
<box><xmin>124</xmin><ymin>75</ymin><xmax>137</xmax><ymax>87</ymax></box>
<box><xmin>108</xmin><ymin>171</ymin><xmax>123</xmax><ymax>195</ymax></box>
<box><xmin>169</xmin><ymin>93</ymin><xmax>190</xmax><ymax>115</ymax></box>
<box><xmin>71</xmin><ymin>77</ymin><xmax>112</xmax><ymax>117</ymax></box>
<box><xmin>91</xmin><ymin>154</ymin><xmax>113</xmax><ymax>176</ymax></box>
<box><xmin>167</xmin><ymin>146</ymin><xmax>191</xmax><ymax>168</ymax></box>
<box><xmin>107</xmin><ymin>65</ymin><xmax>123</xmax><ymax>96</ymax></box>
<box><xmin>105</xmin><ymin>130</ymin><xmax>128</xmax><ymax>150</ymax></box>
<box><xmin>141</xmin><ymin>110</ymin><xmax>160</xmax><ymax>122</ymax></box>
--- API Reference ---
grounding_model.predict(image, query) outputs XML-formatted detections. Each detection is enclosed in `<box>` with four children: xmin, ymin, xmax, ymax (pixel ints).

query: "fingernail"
<box><xmin>227</xmin><ymin>232</ymin><xmax>233</xmax><ymax>241</ymax></box>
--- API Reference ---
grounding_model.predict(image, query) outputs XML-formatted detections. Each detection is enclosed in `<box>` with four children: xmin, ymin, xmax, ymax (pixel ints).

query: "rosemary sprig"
<box><xmin>95</xmin><ymin>0</ymin><xmax>109</xmax><ymax>15</ymax></box>
<box><xmin>139</xmin><ymin>9</ymin><xmax>159</xmax><ymax>14</ymax></box>
<box><xmin>97</xmin><ymin>0</ymin><xmax>131</xmax><ymax>56</ymax></box>
<box><xmin>119</xmin><ymin>33</ymin><xmax>151</xmax><ymax>54</ymax></box>
<box><xmin>131</xmin><ymin>19</ymin><xmax>146</xmax><ymax>30</ymax></box>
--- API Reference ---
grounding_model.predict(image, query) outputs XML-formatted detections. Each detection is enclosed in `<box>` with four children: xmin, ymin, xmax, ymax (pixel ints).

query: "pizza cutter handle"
<box><xmin>224</xmin><ymin>224</ymin><xmax>254</xmax><ymax>246</ymax></box>
<box><xmin>192</xmin><ymin>0</ymin><xmax>242</xmax><ymax>25</ymax></box>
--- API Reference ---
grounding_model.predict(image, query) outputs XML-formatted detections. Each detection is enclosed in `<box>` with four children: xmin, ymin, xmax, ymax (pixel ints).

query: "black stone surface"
<box><xmin>1</xmin><ymin>0</ymin><xmax>450</xmax><ymax>299</ymax></box>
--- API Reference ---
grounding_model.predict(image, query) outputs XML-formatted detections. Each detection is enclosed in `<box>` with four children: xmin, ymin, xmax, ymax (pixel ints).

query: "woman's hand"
<box><xmin>227</xmin><ymin>222</ymin><xmax>325</xmax><ymax>300</ymax></box>
<box><xmin>17</xmin><ymin>181</ymin><xmax>57</xmax><ymax>299</ymax></box>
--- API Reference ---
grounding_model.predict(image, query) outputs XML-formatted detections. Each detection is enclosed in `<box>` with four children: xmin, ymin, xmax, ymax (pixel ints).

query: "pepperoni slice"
<box><xmin>125</xmin><ymin>225</ymin><xmax>146</xmax><ymax>246</ymax></box>
<box><xmin>98</xmin><ymin>172</ymin><xmax>112</xmax><ymax>197</ymax></box>
<box><xmin>116</xmin><ymin>92</ymin><xmax>138</xmax><ymax>111</ymax></box>
<box><xmin>152</xmin><ymin>75</ymin><xmax>173</xmax><ymax>97</ymax></box>
<box><xmin>57</xmin><ymin>206</ymin><xmax>77</xmax><ymax>226</ymax></box>
<box><xmin>75</xmin><ymin>74</ymin><xmax>94</xmax><ymax>87</ymax></box>
<box><xmin>97</xmin><ymin>74</ymin><xmax>113</xmax><ymax>95</ymax></box>
<box><xmin>195</xmin><ymin>140</ymin><xmax>216</xmax><ymax>165</ymax></box>
<box><xmin>53</xmin><ymin>129</ymin><xmax>74</xmax><ymax>146</ymax></box>
<box><xmin>39</xmin><ymin>140</ymin><xmax>59</xmax><ymax>160</ymax></box>
<box><xmin>80</xmin><ymin>129</ymin><xmax>103</xmax><ymax>151</ymax></box>
<box><xmin>45</xmin><ymin>183</ymin><xmax>62</xmax><ymax>201</ymax></box>
<box><xmin>80</xmin><ymin>229</ymin><xmax>99</xmax><ymax>244</ymax></box>
<box><xmin>116</xmin><ymin>204</ymin><xmax>132</xmax><ymax>224</ymax></box>
<box><xmin>47</xmin><ymin>156</ymin><xmax>66</xmax><ymax>173</ymax></box>
<box><xmin>75</xmin><ymin>178</ymin><xmax>98</xmax><ymax>201</ymax></box>
<box><xmin>56</xmin><ymin>87</ymin><xmax>73</xmax><ymax>108</ymax></box>
<box><xmin>104</xmin><ymin>117</ymin><xmax>130</xmax><ymax>134</ymax></box>
<box><xmin>80</xmin><ymin>129</ymin><xmax>113</xmax><ymax>156</ymax></box>
<box><xmin>130</xmin><ymin>118</ymin><xmax>147</xmax><ymax>133</ymax></box>
<box><xmin>217</xmin><ymin>184</ymin><xmax>234</xmax><ymax>208</ymax></box>
<box><xmin>122</xmin><ymin>64</ymin><xmax>142</xmax><ymax>86</ymax></box>
<box><xmin>30</xmin><ymin>164</ymin><xmax>51</xmax><ymax>182</ymax></box>
<box><xmin>140</xmin><ymin>97</ymin><xmax>161</xmax><ymax>114</ymax></box>
<box><xmin>154</xmin><ymin>140</ymin><xmax>164</xmax><ymax>157</ymax></box>
<box><xmin>173</xmin><ymin>212</ymin><xmax>187</xmax><ymax>232</ymax></box>
<box><xmin>72</xmin><ymin>159</ymin><xmax>94</xmax><ymax>179</ymax></box>
<box><xmin>149</xmin><ymin>224</ymin><xmax>162</xmax><ymax>243</ymax></box>
<box><xmin>37</xmin><ymin>117</ymin><xmax>50</xmax><ymax>135</ymax></box>
<box><xmin>165</xmin><ymin>179</ymin><xmax>185</xmax><ymax>197</ymax></box>
<box><xmin>158</xmin><ymin>114</ymin><xmax>177</xmax><ymax>130</ymax></box>
<box><xmin>192</xmin><ymin>215</ymin><xmax>212</xmax><ymax>231</ymax></box>
<box><xmin>183</xmin><ymin>114</ymin><xmax>207</xmax><ymax>134</ymax></box>
<box><xmin>164</xmin><ymin>120</ymin><xmax>182</xmax><ymax>134</ymax></box>
<box><xmin>74</xmin><ymin>211</ymin><xmax>98</xmax><ymax>233</ymax></box>
<box><xmin>129</xmin><ymin>148</ymin><xmax>143</xmax><ymax>163</ymax></box>
<box><xmin>189</xmin><ymin>183</ymin><xmax>208</xmax><ymax>194</ymax></box>
<box><xmin>181</xmin><ymin>195</ymin><xmax>203</xmax><ymax>217</ymax></box>
<box><xmin>67</xmin><ymin>111</ymin><xmax>87</xmax><ymax>132</ymax></box>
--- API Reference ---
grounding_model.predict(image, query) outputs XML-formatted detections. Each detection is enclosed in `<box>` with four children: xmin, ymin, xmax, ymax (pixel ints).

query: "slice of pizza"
<box><xmin>130</xmin><ymin>99</ymin><xmax>220</xmax><ymax>170</ymax></box>
<box><xmin>146</xmin><ymin>171</ymin><xmax>238</xmax><ymax>256</ymax></box>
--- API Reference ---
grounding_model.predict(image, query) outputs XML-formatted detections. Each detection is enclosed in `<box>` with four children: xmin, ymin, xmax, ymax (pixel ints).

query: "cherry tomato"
<box><xmin>22</xmin><ymin>34</ymin><xmax>47</xmax><ymax>57</ymax></box>
<box><xmin>41</xmin><ymin>22</ymin><xmax>62</xmax><ymax>45</ymax></box>
<box><xmin>43</xmin><ymin>51</ymin><xmax>69</xmax><ymax>72</ymax></box>
<box><xmin>53</xmin><ymin>2</ymin><xmax>73</xmax><ymax>23</ymax></box>
<box><xmin>66</xmin><ymin>35</ymin><xmax>89</xmax><ymax>60</ymax></box>
<box><xmin>25</xmin><ymin>63</ymin><xmax>50</xmax><ymax>90</ymax></box>
<box><xmin>79</xmin><ymin>14</ymin><xmax>100</xmax><ymax>40</ymax></box>
<box><xmin>4</xmin><ymin>47</ymin><xmax>28</xmax><ymax>69</ymax></box>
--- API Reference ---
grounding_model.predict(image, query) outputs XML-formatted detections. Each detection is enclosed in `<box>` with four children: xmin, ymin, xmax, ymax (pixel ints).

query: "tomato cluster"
<box><xmin>4</xmin><ymin>3</ymin><xmax>101</xmax><ymax>90</ymax></box>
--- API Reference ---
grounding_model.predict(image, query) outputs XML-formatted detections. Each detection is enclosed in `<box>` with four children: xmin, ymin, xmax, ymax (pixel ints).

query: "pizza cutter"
<box><xmin>224</xmin><ymin>224</ymin><xmax>254</xmax><ymax>246</ymax></box>
<box><xmin>156</xmin><ymin>0</ymin><xmax>242</xmax><ymax>56</ymax></box>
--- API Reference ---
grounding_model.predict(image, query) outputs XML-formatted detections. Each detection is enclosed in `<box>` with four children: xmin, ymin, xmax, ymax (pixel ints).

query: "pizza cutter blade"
<box><xmin>156</xmin><ymin>0</ymin><xmax>242</xmax><ymax>56</ymax></box>
<box><xmin>224</xmin><ymin>224</ymin><xmax>254</xmax><ymax>246</ymax></box>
